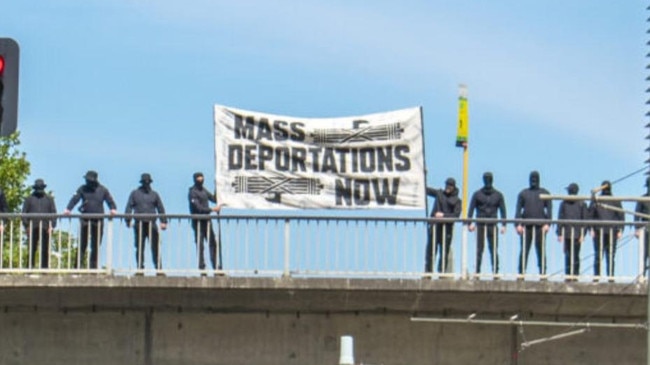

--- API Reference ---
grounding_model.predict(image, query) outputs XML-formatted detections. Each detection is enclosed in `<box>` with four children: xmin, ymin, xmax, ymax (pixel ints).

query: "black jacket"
<box><xmin>125</xmin><ymin>187</ymin><xmax>167</xmax><ymax>223</ymax></box>
<box><xmin>188</xmin><ymin>185</ymin><xmax>216</xmax><ymax>215</ymax></box>
<box><xmin>589</xmin><ymin>198</ymin><xmax>624</xmax><ymax>234</ymax></box>
<box><xmin>468</xmin><ymin>187</ymin><xmax>506</xmax><ymax>224</ymax></box>
<box><xmin>515</xmin><ymin>187</ymin><xmax>552</xmax><ymax>222</ymax></box>
<box><xmin>22</xmin><ymin>193</ymin><xmax>57</xmax><ymax>229</ymax></box>
<box><xmin>427</xmin><ymin>187</ymin><xmax>461</xmax><ymax>220</ymax></box>
<box><xmin>66</xmin><ymin>184</ymin><xmax>117</xmax><ymax>214</ymax></box>
<box><xmin>556</xmin><ymin>200</ymin><xmax>588</xmax><ymax>237</ymax></box>
<box><xmin>635</xmin><ymin>193</ymin><xmax>650</xmax><ymax>224</ymax></box>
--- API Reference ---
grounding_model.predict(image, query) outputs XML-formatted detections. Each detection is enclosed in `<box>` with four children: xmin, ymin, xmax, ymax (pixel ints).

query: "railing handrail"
<box><xmin>0</xmin><ymin>212</ymin><xmax>646</xmax><ymax>281</ymax></box>
<box><xmin>4</xmin><ymin>212</ymin><xmax>645</xmax><ymax>227</ymax></box>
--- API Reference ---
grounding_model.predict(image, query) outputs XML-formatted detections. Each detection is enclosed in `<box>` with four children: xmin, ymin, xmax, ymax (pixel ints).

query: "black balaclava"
<box><xmin>529</xmin><ymin>171</ymin><xmax>540</xmax><ymax>189</ymax></box>
<box><xmin>84</xmin><ymin>170</ymin><xmax>99</xmax><ymax>190</ymax></box>
<box><xmin>140</xmin><ymin>173</ymin><xmax>153</xmax><ymax>192</ymax></box>
<box><xmin>193</xmin><ymin>172</ymin><xmax>204</xmax><ymax>189</ymax></box>
<box><xmin>483</xmin><ymin>172</ymin><xmax>493</xmax><ymax>191</ymax></box>
<box><xmin>601</xmin><ymin>180</ymin><xmax>612</xmax><ymax>196</ymax></box>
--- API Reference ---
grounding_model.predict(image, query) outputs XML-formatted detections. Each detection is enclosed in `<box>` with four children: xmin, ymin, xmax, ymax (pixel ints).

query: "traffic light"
<box><xmin>0</xmin><ymin>38</ymin><xmax>19</xmax><ymax>137</ymax></box>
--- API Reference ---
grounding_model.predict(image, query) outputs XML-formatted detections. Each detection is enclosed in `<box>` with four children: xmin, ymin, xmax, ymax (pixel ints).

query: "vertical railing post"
<box><xmin>9</xmin><ymin>220</ymin><xmax>14</xmax><ymax>270</ymax></box>
<box><xmin>640</xmin><ymin>228</ymin><xmax>646</xmax><ymax>282</ymax></box>
<box><xmin>461</xmin><ymin>224</ymin><xmax>468</xmax><ymax>280</ymax></box>
<box><xmin>283</xmin><ymin>218</ymin><xmax>290</xmax><ymax>277</ymax></box>
<box><xmin>106</xmin><ymin>216</ymin><xmax>113</xmax><ymax>274</ymax></box>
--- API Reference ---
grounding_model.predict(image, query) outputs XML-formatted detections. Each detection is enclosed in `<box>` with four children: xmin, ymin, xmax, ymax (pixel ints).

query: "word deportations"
<box><xmin>227</xmin><ymin>145</ymin><xmax>411</xmax><ymax>174</ymax></box>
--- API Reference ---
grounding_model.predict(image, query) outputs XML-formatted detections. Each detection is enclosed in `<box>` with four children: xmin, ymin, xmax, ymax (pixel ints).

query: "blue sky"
<box><xmin>1</xmin><ymin>0</ymin><xmax>648</xmax><ymax>217</ymax></box>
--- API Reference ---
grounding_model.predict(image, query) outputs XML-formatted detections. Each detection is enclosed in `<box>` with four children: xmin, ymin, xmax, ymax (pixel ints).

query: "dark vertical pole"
<box><xmin>511</xmin><ymin>325</ymin><xmax>519</xmax><ymax>365</ymax></box>
<box><xmin>144</xmin><ymin>309</ymin><xmax>153</xmax><ymax>365</ymax></box>
<box><xmin>420</xmin><ymin>106</ymin><xmax>428</xmax><ymax>216</ymax></box>
<box><xmin>420</xmin><ymin>107</ymin><xmax>430</xmax><ymax>276</ymax></box>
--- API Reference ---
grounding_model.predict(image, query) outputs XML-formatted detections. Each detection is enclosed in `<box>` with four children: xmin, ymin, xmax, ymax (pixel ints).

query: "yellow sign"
<box><xmin>456</xmin><ymin>85</ymin><xmax>468</xmax><ymax>147</ymax></box>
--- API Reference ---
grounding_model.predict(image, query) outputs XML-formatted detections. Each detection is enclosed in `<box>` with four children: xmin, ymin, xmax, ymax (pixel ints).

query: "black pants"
<box><xmin>27</xmin><ymin>224</ymin><xmax>50</xmax><ymax>269</ymax></box>
<box><xmin>191</xmin><ymin>219</ymin><xmax>221</xmax><ymax>270</ymax></box>
<box><xmin>563</xmin><ymin>237</ymin><xmax>581</xmax><ymax>276</ymax></box>
<box><xmin>518</xmin><ymin>225</ymin><xmax>546</xmax><ymax>275</ymax></box>
<box><xmin>133</xmin><ymin>221</ymin><xmax>161</xmax><ymax>270</ymax></box>
<box><xmin>476</xmin><ymin>224</ymin><xmax>499</xmax><ymax>274</ymax></box>
<box><xmin>593</xmin><ymin>230</ymin><xmax>617</xmax><ymax>277</ymax></box>
<box><xmin>425</xmin><ymin>224</ymin><xmax>453</xmax><ymax>273</ymax></box>
<box><xmin>79</xmin><ymin>219</ymin><xmax>103</xmax><ymax>269</ymax></box>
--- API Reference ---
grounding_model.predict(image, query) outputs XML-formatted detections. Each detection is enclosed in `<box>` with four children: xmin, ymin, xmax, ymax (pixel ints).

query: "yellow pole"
<box><xmin>456</xmin><ymin>84</ymin><xmax>470</xmax><ymax>217</ymax></box>
<box><xmin>456</xmin><ymin>84</ymin><xmax>469</xmax><ymax>278</ymax></box>
<box><xmin>462</xmin><ymin>144</ymin><xmax>469</xmax><ymax>218</ymax></box>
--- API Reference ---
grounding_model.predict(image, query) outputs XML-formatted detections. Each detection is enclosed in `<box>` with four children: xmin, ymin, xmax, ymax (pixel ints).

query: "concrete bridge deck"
<box><xmin>0</xmin><ymin>276</ymin><xmax>646</xmax><ymax>365</ymax></box>
<box><xmin>0</xmin><ymin>276</ymin><xmax>645</xmax><ymax>321</ymax></box>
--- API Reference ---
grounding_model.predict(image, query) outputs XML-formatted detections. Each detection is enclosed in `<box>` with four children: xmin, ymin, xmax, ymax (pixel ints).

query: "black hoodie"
<box><xmin>556</xmin><ymin>199</ymin><xmax>589</xmax><ymax>236</ymax></box>
<box><xmin>515</xmin><ymin>187</ymin><xmax>552</xmax><ymax>221</ymax></box>
<box><xmin>427</xmin><ymin>186</ymin><xmax>462</xmax><ymax>219</ymax></box>
<box><xmin>468</xmin><ymin>186</ymin><xmax>506</xmax><ymax>222</ymax></box>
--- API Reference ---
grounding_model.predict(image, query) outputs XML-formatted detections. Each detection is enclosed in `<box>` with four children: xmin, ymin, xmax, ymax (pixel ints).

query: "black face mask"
<box><xmin>483</xmin><ymin>174</ymin><xmax>493</xmax><ymax>190</ymax></box>
<box><xmin>141</xmin><ymin>182</ymin><xmax>152</xmax><ymax>192</ymax></box>
<box><xmin>194</xmin><ymin>179</ymin><xmax>204</xmax><ymax>189</ymax></box>
<box><xmin>529</xmin><ymin>173</ymin><xmax>540</xmax><ymax>189</ymax></box>
<box><xmin>85</xmin><ymin>179</ymin><xmax>98</xmax><ymax>189</ymax></box>
<box><xmin>34</xmin><ymin>189</ymin><xmax>45</xmax><ymax>197</ymax></box>
<box><xmin>444</xmin><ymin>185</ymin><xmax>455</xmax><ymax>195</ymax></box>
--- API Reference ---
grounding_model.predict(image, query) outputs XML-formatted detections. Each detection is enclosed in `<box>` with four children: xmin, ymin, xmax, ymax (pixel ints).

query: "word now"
<box><xmin>335</xmin><ymin>178</ymin><xmax>400</xmax><ymax>206</ymax></box>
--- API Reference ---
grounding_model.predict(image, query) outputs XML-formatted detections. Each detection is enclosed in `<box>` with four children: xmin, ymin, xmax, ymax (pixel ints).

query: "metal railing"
<box><xmin>0</xmin><ymin>213</ymin><xmax>647</xmax><ymax>282</ymax></box>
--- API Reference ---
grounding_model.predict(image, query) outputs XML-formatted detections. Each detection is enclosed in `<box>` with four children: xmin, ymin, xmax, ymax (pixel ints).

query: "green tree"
<box><xmin>0</xmin><ymin>133</ymin><xmax>84</xmax><ymax>271</ymax></box>
<box><xmin>0</xmin><ymin>132</ymin><xmax>31</xmax><ymax>269</ymax></box>
<box><xmin>0</xmin><ymin>132</ymin><xmax>30</xmax><ymax>211</ymax></box>
<box><xmin>49</xmin><ymin>229</ymin><xmax>82</xmax><ymax>270</ymax></box>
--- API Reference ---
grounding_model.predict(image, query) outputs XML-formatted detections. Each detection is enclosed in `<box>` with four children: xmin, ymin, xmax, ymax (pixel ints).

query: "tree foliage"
<box><xmin>47</xmin><ymin>229</ymin><xmax>82</xmax><ymax>269</ymax></box>
<box><xmin>0</xmin><ymin>133</ymin><xmax>85</xmax><ymax>271</ymax></box>
<box><xmin>0</xmin><ymin>132</ymin><xmax>30</xmax><ymax>211</ymax></box>
<box><xmin>0</xmin><ymin>132</ymin><xmax>30</xmax><ymax>268</ymax></box>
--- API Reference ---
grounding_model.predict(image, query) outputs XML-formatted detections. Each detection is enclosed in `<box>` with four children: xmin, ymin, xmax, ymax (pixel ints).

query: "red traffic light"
<box><xmin>0</xmin><ymin>38</ymin><xmax>20</xmax><ymax>136</ymax></box>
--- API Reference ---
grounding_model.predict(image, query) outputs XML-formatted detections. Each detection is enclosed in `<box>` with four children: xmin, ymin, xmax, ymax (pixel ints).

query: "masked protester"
<box><xmin>556</xmin><ymin>183</ymin><xmax>589</xmax><ymax>281</ymax></box>
<box><xmin>589</xmin><ymin>180</ymin><xmax>624</xmax><ymax>281</ymax></box>
<box><xmin>21</xmin><ymin>179</ymin><xmax>57</xmax><ymax>269</ymax></box>
<box><xmin>635</xmin><ymin>177</ymin><xmax>650</xmax><ymax>277</ymax></box>
<box><xmin>514</xmin><ymin>171</ymin><xmax>552</xmax><ymax>279</ymax></box>
<box><xmin>468</xmin><ymin>172</ymin><xmax>507</xmax><ymax>277</ymax></box>
<box><xmin>425</xmin><ymin>177</ymin><xmax>462</xmax><ymax>275</ymax></box>
<box><xmin>64</xmin><ymin>170</ymin><xmax>117</xmax><ymax>269</ymax></box>
<box><xmin>188</xmin><ymin>172</ymin><xmax>222</xmax><ymax>275</ymax></box>
<box><xmin>124</xmin><ymin>173</ymin><xmax>167</xmax><ymax>274</ymax></box>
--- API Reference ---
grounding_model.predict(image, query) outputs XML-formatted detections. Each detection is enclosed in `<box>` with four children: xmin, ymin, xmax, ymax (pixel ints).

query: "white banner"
<box><xmin>214</xmin><ymin>105</ymin><xmax>426</xmax><ymax>210</ymax></box>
